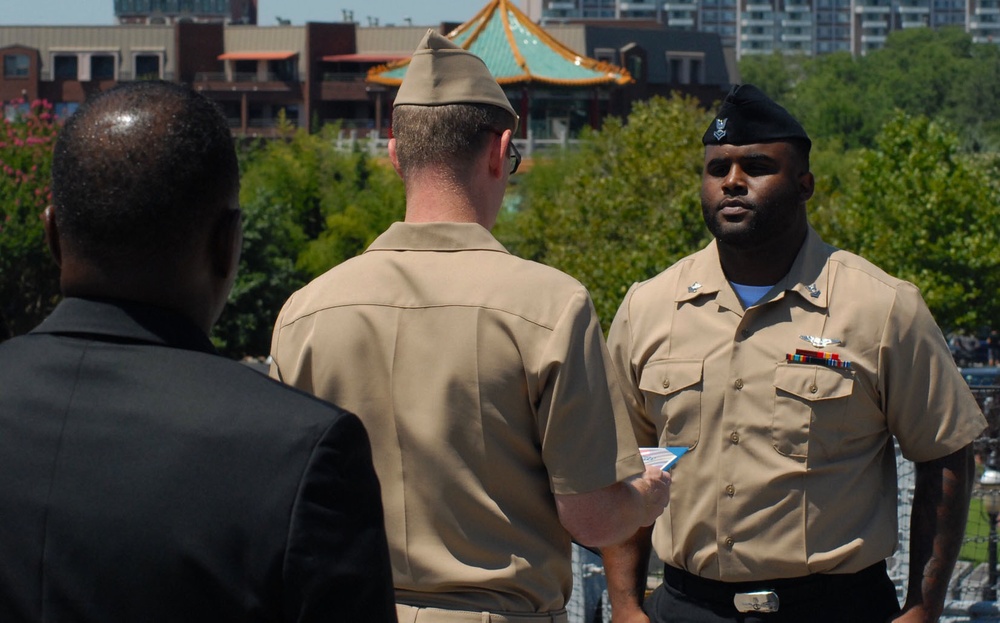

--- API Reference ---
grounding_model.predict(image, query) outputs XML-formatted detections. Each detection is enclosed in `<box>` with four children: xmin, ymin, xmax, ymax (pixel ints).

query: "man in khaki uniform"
<box><xmin>603</xmin><ymin>84</ymin><xmax>987</xmax><ymax>623</ymax></box>
<box><xmin>269</xmin><ymin>30</ymin><xmax>671</xmax><ymax>623</ymax></box>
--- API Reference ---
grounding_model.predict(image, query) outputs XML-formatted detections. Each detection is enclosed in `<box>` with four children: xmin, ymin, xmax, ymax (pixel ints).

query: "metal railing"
<box><xmin>193</xmin><ymin>71</ymin><xmax>297</xmax><ymax>83</ymax></box>
<box><xmin>331</xmin><ymin>128</ymin><xmax>580</xmax><ymax>157</ymax></box>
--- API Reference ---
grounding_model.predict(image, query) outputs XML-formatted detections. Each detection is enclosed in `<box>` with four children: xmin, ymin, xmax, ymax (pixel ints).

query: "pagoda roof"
<box><xmin>367</xmin><ymin>0</ymin><xmax>631</xmax><ymax>88</ymax></box>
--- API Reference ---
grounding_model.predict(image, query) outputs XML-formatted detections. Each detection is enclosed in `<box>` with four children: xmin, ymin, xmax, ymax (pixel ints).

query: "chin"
<box><xmin>710</xmin><ymin>220</ymin><xmax>754</xmax><ymax>244</ymax></box>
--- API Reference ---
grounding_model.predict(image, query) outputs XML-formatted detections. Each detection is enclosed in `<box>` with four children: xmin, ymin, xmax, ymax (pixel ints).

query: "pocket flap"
<box><xmin>774</xmin><ymin>364</ymin><xmax>854</xmax><ymax>401</ymax></box>
<box><xmin>639</xmin><ymin>359</ymin><xmax>703</xmax><ymax>396</ymax></box>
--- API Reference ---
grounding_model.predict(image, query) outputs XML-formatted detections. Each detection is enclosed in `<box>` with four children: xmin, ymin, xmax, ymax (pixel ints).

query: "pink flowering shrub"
<box><xmin>0</xmin><ymin>98</ymin><xmax>61</xmax><ymax>340</ymax></box>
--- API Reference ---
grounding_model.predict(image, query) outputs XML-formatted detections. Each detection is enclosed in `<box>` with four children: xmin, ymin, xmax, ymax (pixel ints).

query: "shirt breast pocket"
<box><xmin>772</xmin><ymin>364</ymin><xmax>855</xmax><ymax>460</ymax></box>
<box><xmin>638</xmin><ymin>359</ymin><xmax>703</xmax><ymax>450</ymax></box>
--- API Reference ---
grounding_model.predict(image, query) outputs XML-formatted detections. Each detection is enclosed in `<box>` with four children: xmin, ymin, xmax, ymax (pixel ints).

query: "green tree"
<box><xmin>213</xmin><ymin>125</ymin><xmax>405</xmax><ymax>357</ymax></box>
<box><xmin>0</xmin><ymin>99</ymin><xmax>60</xmax><ymax>341</ymax></box>
<box><xmin>496</xmin><ymin>94</ymin><xmax>713</xmax><ymax>327</ymax></box>
<box><xmin>785</xmin><ymin>51</ymin><xmax>880</xmax><ymax>149</ymax></box>
<box><xmin>827</xmin><ymin>112</ymin><xmax>1000</xmax><ymax>331</ymax></box>
<box><xmin>738</xmin><ymin>52</ymin><xmax>807</xmax><ymax>104</ymax></box>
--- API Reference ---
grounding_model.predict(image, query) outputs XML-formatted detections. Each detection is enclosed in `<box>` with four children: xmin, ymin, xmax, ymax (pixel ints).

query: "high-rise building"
<box><xmin>114</xmin><ymin>0</ymin><xmax>257</xmax><ymax>25</ymax></box>
<box><xmin>540</xmin><ymin>0</ymin><xmax>1000</xmax><ymax>56</ymax></box>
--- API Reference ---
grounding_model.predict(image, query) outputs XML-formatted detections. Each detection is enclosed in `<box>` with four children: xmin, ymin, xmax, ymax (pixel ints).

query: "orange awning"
<box><xmin>218</xmin><ymin>51</ymin><xmax>298</xmax><ymax>61</ymax></box>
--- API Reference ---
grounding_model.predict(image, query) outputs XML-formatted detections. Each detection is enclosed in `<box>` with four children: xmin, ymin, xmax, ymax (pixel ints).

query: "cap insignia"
<box><xmin>713</xmin><ymin>118</ymin><xmax>728</xmax><ymax>141</ymax></box>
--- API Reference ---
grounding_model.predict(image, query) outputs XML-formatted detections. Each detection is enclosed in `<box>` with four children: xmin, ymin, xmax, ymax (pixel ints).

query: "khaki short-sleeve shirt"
<box><xmin>271</xmin><ymin>222</ymin><xmax>643</xmax><ymax>612</ymax></box>
<box><xmin>607</xmin><ymin>227</ymin><xmax>986</xmax><ymax>582</ymax></box>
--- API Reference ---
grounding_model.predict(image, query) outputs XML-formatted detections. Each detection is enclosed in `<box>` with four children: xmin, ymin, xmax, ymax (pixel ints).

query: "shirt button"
<box><xmin>725</xmin><ymin>537</ymin><xmax>735</xmax><ymax>548</ymax></box>
<box><xmin>726</xmin><ymin>484</ymin><xmax>736</xmax><ymax>497</ymax></box>
<box><xmin>730</xmin><ymin>432</ymin><xmax>740</xmax><ymax>444</ymax></box>
<box><xmin>662</xmin><ymin>379</ymin><xmax>670</xmax><ymax>389</ymax></box>
<box><xmin>810</xmin><ymin>384</ymin><xmax>818</xmax><ymax>394</ymax></box>
<box><xmin>734</xmin><ymin>378</ymin><xmax>744</xmax><ymax>390</ymax></box>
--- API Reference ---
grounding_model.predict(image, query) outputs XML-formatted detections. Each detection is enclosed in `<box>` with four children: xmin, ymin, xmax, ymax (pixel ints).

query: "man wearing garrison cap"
<box><xmin>270</xmin><ymin>29</ymin><xmax>671</xmax><ymax>622</ymax></box>
<box><xmin>603</xmin><ymin>84</ymin><xmax>985</xmax><ymax>622</ymax></box>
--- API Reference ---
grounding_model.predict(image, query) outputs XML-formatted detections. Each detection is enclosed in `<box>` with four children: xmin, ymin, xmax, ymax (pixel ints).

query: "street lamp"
<box><xmin>981</xmin><ymin>450</ymin><xmax>1000</xmax><ymax>602</ymax></box>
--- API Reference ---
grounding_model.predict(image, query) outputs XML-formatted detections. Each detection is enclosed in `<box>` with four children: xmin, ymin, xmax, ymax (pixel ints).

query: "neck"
<box><xmin>403</xmin><ymin>168</ymin><xmax>500</xmax><ymax>230</ymax></box>
<box><xmin>718</xmin><ymin>226</ymin><xmax>807</xmax><ymax>286</ymax></box>
<box><xmin>60</xmin><ymin>261</ymin><xmax>216</xmax><ymax>336</ymax></box>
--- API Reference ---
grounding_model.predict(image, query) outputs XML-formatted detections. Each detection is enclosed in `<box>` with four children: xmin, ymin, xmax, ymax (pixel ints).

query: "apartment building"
<box><xmin>540</xmin><ymin>0</ymin><xmax>1000</xmax><ymax>56</ymax></box>
<box><xmin>114</xmin><ymin>0</ymin><xmax>258</xmax><ymax>25</ymax></box>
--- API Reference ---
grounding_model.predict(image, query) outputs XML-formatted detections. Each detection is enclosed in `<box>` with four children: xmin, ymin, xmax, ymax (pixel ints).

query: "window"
<box><xmin>594</xmin><ymin>47</ymin><xmax>617</xmax><ymax>63</ymax></box>
<box><xmin>4</xmin><ymin>54</ymin><xmax>29</xmax><ymax>78</ymax></box>
<box><xmin>627</xmin><ymin>55</ymin><xmax>643</xmax><ymax>79</ymax></box>
<box><xmin>689</xmin><ymin>58</ymin><xmax>703</xmax><ymax>84</ymax></box>
<box><xmin>666</xmin><ymin>52</ymin><xmax>706</xmax><ymax>84</ymax></box>
<box><xmin>134</xmin><ymin>54</ymin><xmax>161</xmax><ymax>79</ymax></box>
<box><xmin>269</xmin><ymin>58</ymin><xmax>297</xmax><ymax>82</ymax></box>
<box><xmin>91</xmin><ymin>55</ymin><xmax>116</xmax><ymax>80</ymax></box>
<box><xmin>53</xmin><ymin>54</ymin><xmax>79</xmax><ymax>80</ymax></box>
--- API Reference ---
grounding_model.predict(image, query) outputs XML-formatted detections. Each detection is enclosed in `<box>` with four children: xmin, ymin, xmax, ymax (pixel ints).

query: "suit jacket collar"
<box><xmin>31</xmin><ymin>297</ymin><xmax>218</xmax><ymax>355</ymax></box>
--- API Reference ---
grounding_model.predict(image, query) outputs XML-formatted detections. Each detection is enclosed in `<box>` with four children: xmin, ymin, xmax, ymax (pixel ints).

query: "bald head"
<box><xmin>52</xmin><ymin>81</ymin><xmax>239</xmax><ymax>270</ymax></box>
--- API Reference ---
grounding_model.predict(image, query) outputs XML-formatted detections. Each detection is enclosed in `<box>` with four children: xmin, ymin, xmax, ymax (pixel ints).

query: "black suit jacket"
<box><xmin>0</xmin><ymin>298</ymin><xmax>396</xmax><ymax>623</ymax></box>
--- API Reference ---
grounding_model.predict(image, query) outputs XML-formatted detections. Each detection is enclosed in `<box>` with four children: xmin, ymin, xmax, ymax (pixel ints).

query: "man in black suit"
<box><xmin>0</xmin><ymin>81</ymin><xmax>396</xmax><ymax>623</ymax></box>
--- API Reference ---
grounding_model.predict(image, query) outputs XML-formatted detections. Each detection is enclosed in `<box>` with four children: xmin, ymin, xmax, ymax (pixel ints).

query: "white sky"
<box><xmin>0</xmin><ymin>0</ymin><xmax>519</xmax><ymax>27</ymax></box>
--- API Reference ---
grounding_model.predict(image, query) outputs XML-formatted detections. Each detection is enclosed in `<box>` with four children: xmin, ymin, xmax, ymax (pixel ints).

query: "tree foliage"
<box><xmin>212</xmin><ymin>124</ymin><xmax>405</xmax><ymax>357</ymax></box>
<box><xmin>740</xmin><ymin>27</ymin><xmax>1000</xmax><ymax>150</ymax></box>
<box><xmin>821</xmin><ymin>112</ymin><xmax>1000</xmax><ymax>331</ymax></box>
<box><xmin>0</xmin><ymin>100</ymin><xmax>60</xmax><ymax>341</ymax></box>
<box><xmin>496</xmin><ymin>95</ymin><xmax>713</xmax><ymax>327</ymax></box>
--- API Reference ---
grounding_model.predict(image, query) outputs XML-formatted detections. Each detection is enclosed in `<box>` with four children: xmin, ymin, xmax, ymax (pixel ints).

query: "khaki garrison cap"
<box><xmin>394</xmin><ymin>29</ymin><xmax>519</xmax><ymax>128</ymax></box>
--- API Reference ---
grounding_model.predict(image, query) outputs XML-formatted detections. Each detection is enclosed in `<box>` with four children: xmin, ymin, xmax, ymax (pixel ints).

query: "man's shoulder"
<box><xmin>624</xmin><ymin>254</ymin><xmax>699</xmax><ymax>303</ymax></box>
<box><xmin>2</xmin><ymin>331</ymin><xmax>354</xmax><ymax>433</ymax></box>
<box><xmin>826</xmin><ymin>247</ymin><xmax>913</xmax><ymax>295</ymax></box>
<box><xmin>186</xmin><ymin>351</ymin><xmax>356</xmax><ymax>426</ymax></box>
<box><xmin>278</xmin><ymin>245</ymin><xmax>592</xmax><ymax>327</ymax></box>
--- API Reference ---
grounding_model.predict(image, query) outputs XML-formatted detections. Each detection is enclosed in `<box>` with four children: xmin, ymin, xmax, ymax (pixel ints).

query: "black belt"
<box><xmin>662</xmin><ymin>560</ymin><xmax>889</xmax><ymax>609</ymax></box>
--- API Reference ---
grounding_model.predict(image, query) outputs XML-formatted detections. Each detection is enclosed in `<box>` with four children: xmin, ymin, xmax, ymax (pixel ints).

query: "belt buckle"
<box><xmin>734</xmin><ymin>590</ymin><xmax>779</xmax><ymax>613</ymax></box>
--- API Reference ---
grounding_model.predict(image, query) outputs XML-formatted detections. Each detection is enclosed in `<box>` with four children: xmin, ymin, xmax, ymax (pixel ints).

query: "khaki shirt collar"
<box><xmin>677</xmin><ymin>226</ymin><xmax>834</xmax><ymax>311</ymax></box>
<box><xmin>366</xmin><ymin>221</ymin><xmax>511</xmax><ymax>254</ymax></box>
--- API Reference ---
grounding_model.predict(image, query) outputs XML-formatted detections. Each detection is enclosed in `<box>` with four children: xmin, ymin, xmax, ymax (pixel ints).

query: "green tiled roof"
<box><xmin>368</xmin><ymin>0</ymin><xmax>631</xmax><ymax>87</ymax></box>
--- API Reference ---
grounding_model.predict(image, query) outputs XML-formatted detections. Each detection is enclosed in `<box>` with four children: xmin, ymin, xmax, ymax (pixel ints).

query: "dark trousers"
<box><xmin>644</xmin><ymin>561</ymin><xmax>901</xmax><ymax>623</ymax></box>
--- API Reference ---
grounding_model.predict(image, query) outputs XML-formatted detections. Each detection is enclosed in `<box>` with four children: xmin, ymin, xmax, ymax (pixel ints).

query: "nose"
<box><xmin>721</xmin><ymin>165</ymin><xmax>746</xmax><ymax>196</ymax></box>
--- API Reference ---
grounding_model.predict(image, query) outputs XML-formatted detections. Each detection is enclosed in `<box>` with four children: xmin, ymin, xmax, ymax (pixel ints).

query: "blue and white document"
<box><xmin>639</xmin><ymin>446</ymin><xmax>688</xmax><ymax>471</ymax></box>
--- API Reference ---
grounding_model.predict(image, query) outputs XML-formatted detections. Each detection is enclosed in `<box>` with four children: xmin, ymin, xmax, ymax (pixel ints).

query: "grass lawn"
<box><xmin>961</xmin><ymin>496</ymin><xmax>993</xmax><ymax>564</ymax></box>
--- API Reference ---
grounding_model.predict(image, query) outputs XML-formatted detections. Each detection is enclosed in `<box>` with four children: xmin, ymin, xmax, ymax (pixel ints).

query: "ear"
<box><xmin>42</xmin><ymin>205</ymin><xmax>62</xmax><ymax>268</ymax></box>
<box><xmin>388</xmin><ymin>138</ymin><xmax>403</xmax><ymax>179</ymax></box>
<box><xmin>487</xmin><ymin>130</ymin><xmax>510</xmax><ymax>180</ymax></box>
<box><xmin>799</xmin><ymin>171</ymin><xmax>815</xmax><ymax>204</ymax></box>
<box><xmin>211</xmin><ymin>207</ymin><xmax>243</xmax><ymax>281</ymax></box>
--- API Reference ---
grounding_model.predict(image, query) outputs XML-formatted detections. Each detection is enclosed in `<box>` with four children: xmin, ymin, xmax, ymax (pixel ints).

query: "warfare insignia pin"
<box><xmin>713</xmin><ymin>118</ymin><xmax>728</xmax><ymax>141</ymax></box>
<box><xmin>800</xmin><ymin>335</ymin><xmax>842</xmax><ymax>349</ymax></box>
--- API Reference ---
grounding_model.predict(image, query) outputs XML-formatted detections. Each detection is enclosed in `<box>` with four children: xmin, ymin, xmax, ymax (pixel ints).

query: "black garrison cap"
<box><xmin>702</xmin><ymin>84</ymin><xmax>811</xmax><ymax>149</ymax></box>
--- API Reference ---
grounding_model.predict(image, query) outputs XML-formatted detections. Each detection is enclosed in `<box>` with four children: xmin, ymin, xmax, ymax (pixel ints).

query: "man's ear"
<box><xmin>42</xmin><ymin>205</ymin><xmax>62</xmax><ymax>268</ymax></box>
<box><xmin>211</xmin><ymin>207</ymin><xmax>243</xmax><ymax>280</ymax></box>
<box><xmin>388</xmin><ymin>138</ymin><xmax>403</xmax><ymax>179</ymax></box>
<box><xmin>799</xmin><ymin>171</ymin><xmax>815</xmax><ymax>204</ymax></box>
<box><xmin>487</xmin><ymin>130</ymin><xmax>509</xmax><ymax>179</ymax></box>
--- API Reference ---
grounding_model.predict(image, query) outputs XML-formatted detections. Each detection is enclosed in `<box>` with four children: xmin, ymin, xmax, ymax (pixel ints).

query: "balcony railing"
<box><xmin>321</xmin><ymin>72</ymin><xmax>367</xmax><ymax>83</ymax></box>
<box><xmin>195</xmin><ymin>71</ymin><xmax>298</xmax><ymax>84</ymax></box>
